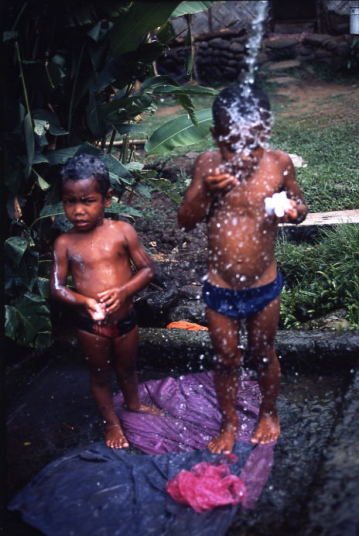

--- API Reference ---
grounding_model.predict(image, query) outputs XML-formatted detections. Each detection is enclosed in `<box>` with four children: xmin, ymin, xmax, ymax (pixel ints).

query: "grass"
<box><xmin>271</xmin><ymin>121</ymin><xmax>359</xmax><ymax>212</ymax></box>
<box><xmin>277</xmin><ymin>225</ymin><xmax>359</xmax><ymax>328</ymax></box>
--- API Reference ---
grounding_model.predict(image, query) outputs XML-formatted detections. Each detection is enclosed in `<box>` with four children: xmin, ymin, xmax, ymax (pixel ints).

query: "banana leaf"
<box><xmin>5</xmin><ymin>293</ymin><xmax>52</xmax><ymax>348</ymax></box>
<box><xmin>106</xmin><ymin>203</ymin><xmax>143</xmax><ymax>219</ymax></box>
<box><xmin>145</xmin><ymin>108</ymin><xmax>212</xmax><ymax>154</ymax></box>
<box><xmin>171</xmin><ymin>1</ymin><xmax>213</xmax><ymax>18</ymax></box>
<box><xmin>110</xmin><ymin>2</ymin><xmax>181</xmax><ymax>55</ymax></box>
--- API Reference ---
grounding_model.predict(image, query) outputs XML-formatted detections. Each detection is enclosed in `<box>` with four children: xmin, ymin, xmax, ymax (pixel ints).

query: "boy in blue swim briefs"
<box><xmin>178</xmin><ymin>84</ymin><xmax>308</xmax><ymax>454</ymax></box>
<box><xmin>51</xmin><ymin>154</ymin><xmax>161</xmax><ymax>449</ymax></box>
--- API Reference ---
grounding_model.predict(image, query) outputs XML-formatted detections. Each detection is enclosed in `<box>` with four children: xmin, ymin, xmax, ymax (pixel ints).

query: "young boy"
<box><xmin>178</xmin><ymin>84</ymin><xmax>308</xmax><ymax>454</ymax></box>
<box><xmin>51</xmin><ymin>154</ymin><xmax>160</xmax><ymax>449</ymax></box>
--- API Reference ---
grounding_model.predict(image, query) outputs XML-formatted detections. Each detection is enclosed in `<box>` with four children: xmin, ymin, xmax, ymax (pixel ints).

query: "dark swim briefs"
<box><xmin>202</xmin><ymin>272</ymin><xmax>284</xmax><ymax>319</ymax></box>
<box><xmin>76</xmin><ymin>309</ymin><xmax>137</xmax><ymax>338</ymax></box>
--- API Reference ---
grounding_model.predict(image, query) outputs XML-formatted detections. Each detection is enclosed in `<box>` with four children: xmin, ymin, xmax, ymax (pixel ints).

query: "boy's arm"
<box><xmin>280</xmin><ymin>153</ymin><xmax>308</xmax><ymax>224</ymax></box>
<box><xmin>97</xmin><ymin>224</ymin><xmax>154</xmax><ymax>315</ymax></box>
<box><xmin>178</xmin><ymin>153</ymin><xmax>212</xmax><ymax>230</ymax></box>
<box><xmin>178</xmin><ymin>152</ymin><xmax>239</xmax><ymax>230</ymax></box>
<box><xmin>50</xmin><ymin>235</ymin><xmax>99</xmax><ymax>315</ymax></box>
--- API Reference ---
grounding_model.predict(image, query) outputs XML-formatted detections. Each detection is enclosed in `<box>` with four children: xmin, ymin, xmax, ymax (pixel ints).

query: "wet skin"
<box><xmin>178</xmin><ymin>134</ymin><xmax>307</xmax><ymax>453</ymax></box>
<box><xmin>51</xmin><ymin>178</ymin><xmax>161</xmax><ymax>448</ymax></box>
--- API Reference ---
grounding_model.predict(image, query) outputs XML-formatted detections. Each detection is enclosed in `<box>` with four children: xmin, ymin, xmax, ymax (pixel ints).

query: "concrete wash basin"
<box><xmin>5</xmin><ymin>329</ymin><xmax>359</xmax><ymax>535</ymax></box>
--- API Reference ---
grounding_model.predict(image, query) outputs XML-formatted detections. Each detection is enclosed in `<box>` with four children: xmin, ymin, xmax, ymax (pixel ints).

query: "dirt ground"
<box><xmin>274</xmin><ymin>76</ymin><xmax>359</xmax><ymax>124</ymax></box>
<box><xmin>128</xmin><ymin>76</ymin><xmax>359</xmax><ymax>322</ymax></box>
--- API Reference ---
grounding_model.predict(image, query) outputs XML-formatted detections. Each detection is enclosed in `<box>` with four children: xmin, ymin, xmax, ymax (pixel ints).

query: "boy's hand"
<box><xmin>278</xmin><ymin>199</ymin><xmax>299</xmax><ymax>223</ymax></box>
<box><xmin>97</xmin><ymin>287</ymin><xmax>127</xmax><ymax>315</ymax></box>
<box><xmin>85</xmin><ymin>298</ymin><xmax>106</xmax><ymax>321</ymax></box>
<box><xmin>205</xmin><ymin>171</ymin><xmax>238</xmax><ymax>193</ymax></box>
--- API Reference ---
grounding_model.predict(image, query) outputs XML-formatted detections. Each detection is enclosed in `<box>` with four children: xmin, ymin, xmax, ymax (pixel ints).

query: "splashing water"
<box><xmin>216</xmin><ymin>2</ymin><xmax>272</xmax><ymax>181</ymax></box>
<box><xmin>242</xmin><ymin>0</ymin><xmax>269</xmax><ymax>95</ymax></box>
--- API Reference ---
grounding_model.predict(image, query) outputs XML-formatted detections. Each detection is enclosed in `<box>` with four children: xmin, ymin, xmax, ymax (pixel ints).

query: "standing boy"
<box><xmin>51</xmin><ymin>154</ymin><xmax>160</xmax><ymax>449</ymax></box>
<box><xmin>178</xmin><ymin>84</ymin><xmax>308</xmax><ymax>454</ymax></box>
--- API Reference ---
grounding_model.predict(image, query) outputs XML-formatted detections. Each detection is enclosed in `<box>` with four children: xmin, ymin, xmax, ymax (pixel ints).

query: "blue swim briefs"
<box><xmin>202</xmin><ymin>272</ymin><xmax>284</xmax><ymax>319</ymax></box>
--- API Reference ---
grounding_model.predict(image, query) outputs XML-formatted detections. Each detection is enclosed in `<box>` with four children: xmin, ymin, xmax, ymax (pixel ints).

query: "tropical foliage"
<box><xmin>3</xmin><ymin>0</ymin><xmax>215</xmax><ymax>348</ymax></box>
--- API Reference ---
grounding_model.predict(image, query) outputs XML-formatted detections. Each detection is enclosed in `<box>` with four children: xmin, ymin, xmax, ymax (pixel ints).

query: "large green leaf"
<box><xmin>33</xmin><ymin>168</ymin><xmax>50</xmax><ymax>191</ymax></box>
<box><xmin>151</xmin><ymin>84</ymin><xmax>217</xmax><ymax>126</ymax></box>
<box><xmin>4</xmin><ymin>236</ymin><xmax>29</xmax><ymax>266</ymax></box>
<box><xmin>105</xmin><ymin>203</ymin><xmax>142</xmax><ymax>219</ymax></box>
<box><xmin>153</xmin><ymin>84</ymin><xmax>218</xmax><ymax>96</ymax></box>
<box><xmin>32</xmin><ymin>109</ymin><xmax>68</xmax><ymax>135</ymax></box>
<box><xmin>110</xmin><ymin>2</ymin><xmax>181</xmax><ymax>55</ymax></box>
<box><xmin>140</xmin><ymin>75</ymin><xmax>180</xmax><ymax>93</ymax></box>
<box><xmin>38</xmin><ymin>202</ymin><xmax>65</xmax><ymax>221</ymax></box>
<box><xmin>145</xmin><ymin>107</ymin><xmax>212</xmax><ymax>154</ymax></box>
<box><xmin>100</xmin><ymin>95</ymin><xmax>153</xmax><ymax>121</ymax></box>
<box><xmin>5</xmin><ymin>293</ymin><xmax>52</xmax><ymax>348</ymax></box>
<box><xmin>156</xmin><ymin>20</ymin><xmax>175</xmax><ymax>44</ymax></box>
<box><xmin>45</xmin><ymin>143</ymin><xmax>101</xmax><ymax>166</ymax></box>
<box><xmin>146</xmin><ymin>177</ymin><xmax>182</xmax><ymax>204</ymax></box>
<box><xmin>101</xmin><ymin>154</ymin><xmax>132</xmax><ymax>180</ymax></box>
<box><xmin>36</xmin><ymin>277</ymin><xmax>50</xmax><ymax>298</ymax></box>
<box><xmin>171</xmin><ymin>1</ymin><xmax>213</xmax><ymax>17</ymax></box>
<box><xmin>173</xmin><ymin>93</ymin><xmax>197</xmax><ymax>126</ymax></box>
<box><xmin>5</xmin><ymin>237</ymin><xmax>39</xmax><ymax>294</ymax></box>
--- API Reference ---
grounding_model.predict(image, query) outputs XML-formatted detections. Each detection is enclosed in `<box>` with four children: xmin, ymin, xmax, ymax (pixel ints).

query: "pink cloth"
<box><xmin>166</xmin><ymin>457</ymin><xmax>246</xmax><ymax>513</ymax></box>
<box><xmin>114</xmin><ymin>371</ymin><xmax>276</xmax><ymax>508</ymax></box>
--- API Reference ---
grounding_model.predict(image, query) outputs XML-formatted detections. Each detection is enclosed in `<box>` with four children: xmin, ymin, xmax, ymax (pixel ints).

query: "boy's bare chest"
<box><xmin>216</xmin><ymin>179</ymin><xmax>277</xmax><ymax>214</ymax></box>
<box><xmin>67</xmin><ymin>234</ymin><xmax>126</xmax><ymax>266</ymax></box>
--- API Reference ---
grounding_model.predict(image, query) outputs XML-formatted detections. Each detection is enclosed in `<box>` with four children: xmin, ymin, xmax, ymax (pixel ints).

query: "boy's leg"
<box><xmin>246</xmin><ymin>297</ymin><xmax>281</xmax><ymax>444</ymax></box>
<box><xmin>77</xmin><ymin>329</ymin><xmax>129</xmax><ymax>449</ymax></box>
<box><xmin>206</xmin><ymin>307</ymin><xmax>241</xmax><ymax>454</ymax></box>
<box><xmin>112</xmin><ymin>326</ymin><xmax>162</xmax><ymax>416</ymax></box>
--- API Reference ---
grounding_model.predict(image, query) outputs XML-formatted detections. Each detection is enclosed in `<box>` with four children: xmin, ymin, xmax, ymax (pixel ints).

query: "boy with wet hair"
<box><xmin>178</xmin><ymin>84</ymin><xmax>307</xmax><ymax>454</ymax></box>
<box><xmin>51</xmin><ymin>153</ymin><xmax>161</xmax><ymax>449</ymax></box>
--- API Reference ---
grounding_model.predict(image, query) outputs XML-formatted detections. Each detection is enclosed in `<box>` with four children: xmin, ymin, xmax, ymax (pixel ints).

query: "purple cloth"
<box><xmin>114</xmin><ymin>371</ymin><xmax>275</xmax><ymax>508</ymax></box>
<box><xmin>9</xmin><ymin>372</ymin><xmax>275</xmax><ymax>535</ymax></box>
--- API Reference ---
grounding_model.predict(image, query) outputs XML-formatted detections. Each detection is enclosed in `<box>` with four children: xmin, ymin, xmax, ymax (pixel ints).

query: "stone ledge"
<box><xmin>138</xmin><ymin>328</ymin><xmax>359</xmax><ymax>373</ymax></box>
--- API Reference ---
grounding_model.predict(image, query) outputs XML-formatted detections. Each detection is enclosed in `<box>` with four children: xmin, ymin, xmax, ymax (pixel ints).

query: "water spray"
<box><xmin>242</xmin><ymin>0</ymin><xmax>269</xmax><ymax>95</ymax></box>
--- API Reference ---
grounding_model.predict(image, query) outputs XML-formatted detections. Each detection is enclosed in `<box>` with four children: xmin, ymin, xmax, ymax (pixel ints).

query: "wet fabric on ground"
<box><xmin>9</xmin><ymin>371</ymin><xmax>275</xmax><ymax>535</ymax></box>
<box><xmin>114</xmin><ymin>371</ymin><xmax>262</xmax><ymax>453</ymax></box>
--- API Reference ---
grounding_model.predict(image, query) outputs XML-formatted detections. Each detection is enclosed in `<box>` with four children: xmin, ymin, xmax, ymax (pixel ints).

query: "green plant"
<box><xmin>277</xmin><ymin>225</ymin><xmax>359</xmax><ymax>328</ymax></box>
<box><xmin>3</xmin><ymin>0</ymin><xmax>215</xmax><ymax>348</ymax></box>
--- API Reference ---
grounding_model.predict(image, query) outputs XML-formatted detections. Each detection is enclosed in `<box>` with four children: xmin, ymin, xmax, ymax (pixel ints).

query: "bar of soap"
<box><xmin>92</xmin><ymin>303</ymin><xmax>106</xmax><ymax>321</ymax></box>
<box><xmin>264</xmin><ymin>191</ymin><xmax>292</xmax><ymax>217</ymax></box>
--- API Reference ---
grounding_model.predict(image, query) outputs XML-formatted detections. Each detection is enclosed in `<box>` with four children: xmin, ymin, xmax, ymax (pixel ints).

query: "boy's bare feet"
<box><xmin>251</xmin><ymin>411</ymin><xmax>280</xmax><ymax>445</ymax></box>
<box><xmin>125</xmin><ymin>403</ymin><xmax>163</xmax><ymax>416</ymax></box>
<box><xmin>207</xmin><ymin>422</ymin><xmax>237</xmax><ymax>454</ymax></box>
<box><xmin>105</xmin><ymin>423</ymin><xmax>129</xmax><ymax>449</ymax></box>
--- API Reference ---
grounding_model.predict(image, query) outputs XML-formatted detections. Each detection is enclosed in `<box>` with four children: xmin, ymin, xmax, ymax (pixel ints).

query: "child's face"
<box><xmin>62</xmin><ymin>177</ymin><xmax>111</xmax><ymax>232</ymax></box>
<box><xmin>213</xmin><ymin>122</ymin><xmax>268</xmax><ymax>162</ymax></box>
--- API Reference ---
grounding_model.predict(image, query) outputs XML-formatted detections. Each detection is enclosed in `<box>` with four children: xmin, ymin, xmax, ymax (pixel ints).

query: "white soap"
<box><xmin>92</xmin><ymin>303</ymin><xmax>106</xmax><ymax>321</ymax></box>
<box><xmin>264</xmin><ymin>191</ymin><xmax>292</xmax><ymax>217</ymax></box>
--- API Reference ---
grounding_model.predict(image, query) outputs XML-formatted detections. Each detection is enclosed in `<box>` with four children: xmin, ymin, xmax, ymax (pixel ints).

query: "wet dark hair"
<box><xmin>212</xmin><ymin>83</ymin><xmax>271</xmax><ymax>131</ymax></box>
<box><xmin>61</xmin><ymin>153</ymin><xmax>110</xmax><ymax>196</ymax></box>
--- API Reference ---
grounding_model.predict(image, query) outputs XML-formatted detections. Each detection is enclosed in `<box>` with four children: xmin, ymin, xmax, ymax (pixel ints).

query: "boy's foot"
<box><xmin>251</xmin><ymin>411</ymin><xmax>280</xmax><ymax>445</ymax></box>
<box><xmin>207</xmin><ymin>423</ymin><xmax>237</xmax><ymax>454</ymax></box>
<box><xmin>125</xmin><ymin>403</ymin><xmax>163</xmax><ymax>416</ymax></box>
<box><xmin>105</xmin><ymin>423</ymin><xmax>129</xmax><ymax>449</ymax></box>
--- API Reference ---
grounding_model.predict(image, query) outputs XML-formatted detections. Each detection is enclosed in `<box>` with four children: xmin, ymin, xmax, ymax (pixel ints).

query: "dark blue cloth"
<box><xmin>202</xmin><ymin>272</ymin><xmax>284</xmax><ymax>319</ymax></box>
<box><xmin>9</xmin><ymin>442</ymin><xmax>254</xmax><ymax>536</ymax></box>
